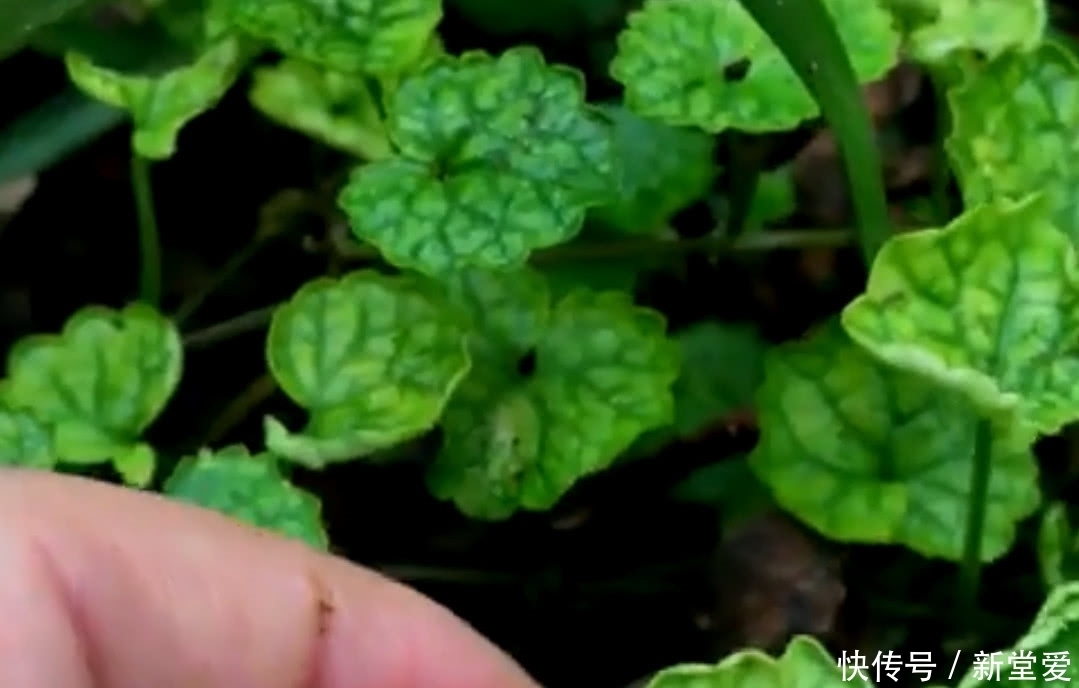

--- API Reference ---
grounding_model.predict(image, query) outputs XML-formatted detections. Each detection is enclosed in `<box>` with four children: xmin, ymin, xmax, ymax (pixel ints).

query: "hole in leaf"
<box><xmin>722</xmin><ymin>58</ymin><xmax>751</xmax><ymax>82</ymax></box>
<box><xmin>516</xmin><ymin>349</ymin><xmax>537</xmax><ymax>377</ymax></box>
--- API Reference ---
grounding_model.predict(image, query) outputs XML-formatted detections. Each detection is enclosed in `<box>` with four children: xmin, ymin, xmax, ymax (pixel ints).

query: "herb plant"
<box><xmin>4</xmin><ymin>0</ymin><xmax>1079</xmax><ymax>683</ymax></box>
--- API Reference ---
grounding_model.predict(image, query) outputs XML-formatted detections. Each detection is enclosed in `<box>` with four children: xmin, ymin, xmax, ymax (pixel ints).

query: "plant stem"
<box><xmin>958</xmin><ymin>419</ymin><xmax>994</xmax><ymax>615</ymax></box>
<box><xmin>181</xmin><ymin>228</ymin><xmax>859</xmax><ymax>349</ymax></box>
<box><xmin>202</xmin><ymin>373</ymin><xmax>278</xmax><ymax>446</ymax></box>
<box><xmin>130</xmin><ymin>154</ymin><xmax>161</xmax><ymax>306</ymax></box>
<box><xmin>173</xmin><ymin>239</ymin><xmax>264</xmax><ymax>326</ymax></box>
<box><xmin>182</xmin><ymin>304</ymin><xmax>279</xmax><ymax>348</ymax></box>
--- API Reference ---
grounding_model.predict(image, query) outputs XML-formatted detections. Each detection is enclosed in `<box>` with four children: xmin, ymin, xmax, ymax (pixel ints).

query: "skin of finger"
<box><xmin>0</xmin><ymin>468</ymin><xmax>540</xmax><ymax>688</ymax></box>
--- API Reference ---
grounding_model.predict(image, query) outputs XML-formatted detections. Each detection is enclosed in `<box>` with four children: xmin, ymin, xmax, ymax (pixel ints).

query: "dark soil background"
<box><xmin>3</xmin><ymin>2</ymin><xmax>1079</xmax><ymax>687</ymax></box>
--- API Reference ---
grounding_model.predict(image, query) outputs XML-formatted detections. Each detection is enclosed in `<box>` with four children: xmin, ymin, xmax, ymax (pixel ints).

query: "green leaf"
<box><xmin>745</xmin><ymin>165</ymin><xmax>796</xmax><ymax>231</ymax></box>
<box><xmin>1039</xmin><ymin>503</ymin><xmax>1071</xmax><ymax>588</ymax></box>
<box><xmin>213</xmin><ymin>0</ymin><xmax>441</xmax><ymax>75</ymax></box>
<box><xmin>264</xmin><ymin>270</ymin><xmax>471</xmax><ymax>468</ymax></box>
<box><xmin>249</xmin><ymin>58</ymin><xmax>392</xmax><ymax>161</ymax></box>
<box><xmin>64</xmin><ymin>32</ymin><xmax>258</xmax><ymax>159</ymax></box>
<box><xmin>589</xmin><ymin>103</ymin><xmax>717</xmax><ymax>234</ymax></box>
<box><xmin>894</xmin><ymin>0</ymin><xmax>1046</xmax><ymax>64</ymax></box>
<box><xmin>609</xmin><ymin>0</ymin><xmax>900</xmax><ymax>134</ymax></box>
<box><xmin>426</xmin><ymin>267</ymin><xmax>680</xmax><ymax>519</ymax></box>
<box><xmin>957</xmin><ymin>581</ymin><xmax>1079</xmax><ymax>687</ymax></box>
<box><xmin>337</xmin><ymin>47</ymin><xmax>619</xmax><ymax>277</ymax></box>
<box><xmin>670</xmin><ymin>455</ymin><xmax>773</xmax><ymax>523</ymax></box>
<box><xmin>635</xmin><ymin>321</ymin><xmax>766</xmax><ymax>454</ymax></box>
<box><xmin>841</xmin><ymin>195</ymin><xmax>1079</xmax><ymax>437</ymax></box>
<box><xmin>0</xmin><ymin>407</ymin><xmax>55</xmax><ymax>470</ymax></box>
<box><xmin>0</xmin><ymin>303</ymin><xmax>182</xmax><ymax>485</ymax></box>
<box><xmin>945</xmin><ymin>40</ymin><xmax>1079</xmax><ymax>245</ymax></box>
<box><xmin>749</xmin><ymin>321</ymin><xmax>1040</xmax><ymax>561</ymax></box>
<box><xmin>645</xmin><ymin>635</ymin><xmax>871</xmax><ymax>688</ymax></box>
<box><xmin>163</xmin><ymin>445</ymin><xmax>328</xmax><ymax>549</ymax></box>
<box><xmin>0</xmin><ymin>0</ymin><xmax>96</xmax><ymax>59</ymax></box>
<box><xmin>31</xmin><ymin>3</ymin><xmax>195</xmax><ymax>72</ymax></box>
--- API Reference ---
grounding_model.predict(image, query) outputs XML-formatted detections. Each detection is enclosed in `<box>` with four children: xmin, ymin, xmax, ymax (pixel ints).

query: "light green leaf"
<box><xmin>841</xmin><ymin>195</ymin><xmax>1079</xmax><ymax>437</ymax></box>
<box><xmin>64</xmin><ymin>32</ymin><xmax>258</xmax><ymax>159</ymax></box>
<box><xmin>337</xmin><ymin>47</ymin><xmax>619</xmax><ymax>277</ymax></box>
<box><xmin>426</xmin><ymin>267</ymin><xmax>680</xmax><ymax>519</ymax></box>
<box><xmin>0</xmin><ymin>407</ymin><xmax>54</xmax><ymax>469</ymax></box>
<box><xmin>609</xmin><ymin>0</ymin><xmax>900</xmax><ymax>133</ymax></box>
<box><xmin>264</xmin><ymin>270</ymin><xmax>471</xmax><ymax>468</ymax></box>
<box><xmin>945</xmin><ymin>40</ymin><xmax>1079</xmax><ymax>245</ymax></box>
<box><xmin>213</xmin><ymin>0</ymin><xmax>441</xmax><ymax>75</ymax></box>
<box><xmin>746</xmin><ymin>165</ymin><xmax>796</xmax><ymax>231</ymax></box>
<box><xmin>1039</xmin><ymin>503</ymin><xmax>1072</xmax><ymax>589</ymax></box>
<box><xmin>634</xmin><ymin>321</ymin><xmax>766</xmax><ymax>455</ymax></box>
<box><xmin>0</xmin><ymin>304</ymin><xmax>182</xmax><ymax>485</ymax></box>
<box><xmin>163</xmin><ymin>445</ymin><xmax>328</xmax><ymax>549</ymax></box>
<box><xmin>749</xmin><ymin>321</ymin><xmax>1040</xmax><ymax>561</ymax></box>
<box><xmin>645</xmin><ymin>635</ymin><xmax>872</xmax><ymax>688</ymax></box>
<box><xmin>0</xmin><ymin>0</ymin><xmax>95</xmax><ymax>59</ymax></box>
<box><xmin>958</xmin><ymin>582</ymin><xmax>1079</xmax><ymax>687</ymax></box>
<box><xmin>590</xmin><ymin>103</ymin><xmax>717</xmax><ymax>234</ymax></box>
<box><xmin>249</xmin><ymin>58</ymin><xmax>392</xmax><ymax>161</ymax></box>
<box><xmin>893</xmin><ymin>0</ymin><xmax>1046</xmax><ymax>64</ymax></box>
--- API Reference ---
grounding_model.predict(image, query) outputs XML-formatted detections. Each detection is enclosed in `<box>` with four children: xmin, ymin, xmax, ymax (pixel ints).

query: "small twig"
<box><xmin>202</xmin><ymin>373</ymin><xmax>278</xmax><ymax>446</ymax></box>
<box><xmin>182</xmin><ymin>304</ymin><xmax>278</xmax><ymax>348</ymax></box>
<box><xmin>181</xmin><ymin>229</ymin><xmax>858</xmax><ymax>349</ymax></box>
<box><xmin>173</xmin><ymin>240</ymin><xmax>266</xmax><ymax>326</ymax></box>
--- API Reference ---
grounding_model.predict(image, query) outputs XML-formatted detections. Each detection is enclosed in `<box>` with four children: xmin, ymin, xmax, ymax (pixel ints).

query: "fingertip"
<box><xmin>0</xmin><ymin>468</ymin><xmax>541</xmax><ymax>688</ymax></box>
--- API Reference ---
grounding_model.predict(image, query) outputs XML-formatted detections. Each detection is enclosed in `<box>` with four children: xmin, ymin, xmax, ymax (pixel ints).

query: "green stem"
<box><xmin>738</xmin><ymin>0</ymin><xmax>892</xmax><ymax>266</ymax></box>
<box><xmin>130</xmin><ymin>154</ymin><xmax>161</xmax><ymax>307</ymax></box>
<box><xmin>173</xmin><ymin>239</ymin><xmax>263</xmax><ymax>326</ymax></box>
<box><xmin>958</xmin><ymin>419</ymin><xmax>994</xmax><ymax>615</ymax></box>
<box><xmin>181</xmin><ymin>228</ymin><xmax>863</xmax><ymax>349</ymax></box>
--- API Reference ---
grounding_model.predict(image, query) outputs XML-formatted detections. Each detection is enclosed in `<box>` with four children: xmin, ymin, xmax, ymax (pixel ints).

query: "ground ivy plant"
<box><xmin>8</xmin><ymin>0</ymin><xmax>1079</xmax><ymax>681</ymax></box>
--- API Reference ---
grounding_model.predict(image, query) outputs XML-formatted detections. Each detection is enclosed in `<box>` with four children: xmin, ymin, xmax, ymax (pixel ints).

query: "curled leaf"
<box><xmin>249</xmin><ymin>58</ymin><xmax>392</xmax><ymax>160</ymax></box>
<box><xmin>426</xmin><ymin>267</ymin><xmax>679</xmax><ymax>519</ymax></box>
<box><xmin>0</xmin><ymin>303</ymin><xmax>182</xmax><ymax>485</ymax></box>
<box><xmin>264</xmin><ymin>270</ymin><xmax>471</xmax><ymax>468</ymax></box>
<box><xmin>65</xmin><ymin>32</ymin><xmax>257</xmax><ymax>158</ymax></box>
<box><xmin>842</xmin><ymin>195</ymin><xmax>1079</xmax><ymax>436</ymax></box>
<box><xmin>609</xmin><ymin>0</ymin><xmax>900</xmax><ymax>133</ymax></box>
<box><xmin>164</xmin><ymin>445</ymin><xmax>328</xmax><ymax>549</ymax></box>
<box><xmin>337</xmin><ymin>47</ymin><xmax>619</xmax><ymax>277</ymax></box>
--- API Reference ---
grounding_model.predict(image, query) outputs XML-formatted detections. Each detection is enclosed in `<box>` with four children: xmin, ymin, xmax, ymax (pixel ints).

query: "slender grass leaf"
<box><xmin>738</xmin><ymin>0</ymin><xmax>892</xmax><ymax>264</ymax></box>
<box><xmin>0</xmin><ymin>88</ymin><xmax>125</xmax><ymax>183</ymax></box>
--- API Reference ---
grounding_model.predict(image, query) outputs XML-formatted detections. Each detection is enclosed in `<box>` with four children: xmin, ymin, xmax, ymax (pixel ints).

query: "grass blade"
<box><xmin>738</xmin><ymin>0</ymin><xmax>891</xmax><ymax>265</ymax></box>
